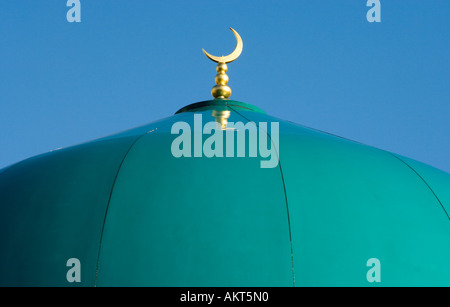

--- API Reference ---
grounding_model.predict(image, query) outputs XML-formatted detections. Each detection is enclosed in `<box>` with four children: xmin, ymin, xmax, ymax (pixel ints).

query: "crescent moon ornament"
<box><xmin>203</xmin><ymin>28</ymin><xmax>244</xmax><ymax>99</ymax></box>
<box><xmin>202</xmin><ymin>28</ymin><xmax>243</xmax><ymax>64</ymax></box>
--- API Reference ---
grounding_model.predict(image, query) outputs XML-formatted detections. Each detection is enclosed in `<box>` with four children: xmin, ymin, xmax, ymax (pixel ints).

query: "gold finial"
<box><xmin>203</xmin><ymin>28</ymin><xmax>243</xmax><ymax>100</ymax></box>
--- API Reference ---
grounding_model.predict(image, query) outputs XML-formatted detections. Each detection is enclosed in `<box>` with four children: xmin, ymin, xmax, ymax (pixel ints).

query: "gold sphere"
<box><xmin>216</xmin><ymin>63</ymin><xmax>228</xmax><ymax>73</ymax></box>
<box><xmin>215</xmin><ymin>73</ymin><xmax>229</xmax><ymax>85</ymax></box>
<box><xmin>212</xmin><ymin>84</ymin><xmax>231</xmax><ymax>99</ymax></box>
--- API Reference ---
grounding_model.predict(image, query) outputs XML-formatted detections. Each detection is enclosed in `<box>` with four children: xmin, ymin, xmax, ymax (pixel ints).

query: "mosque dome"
<box><xmin>1</xmin><ymin>98</ymin><xmax>450</xmax><ymax>287</ymax></box>
<box><xmin>1</xmin><ymin>29</ymin><xmax>449</xmax><ymax>287</ymax></box>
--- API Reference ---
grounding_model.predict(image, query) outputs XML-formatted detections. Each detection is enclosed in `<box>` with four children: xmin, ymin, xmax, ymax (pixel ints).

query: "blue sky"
<box><xmin>0</xmin><ymin>1</ymin><xmax>449</xmax><ymax>172</ymax></box>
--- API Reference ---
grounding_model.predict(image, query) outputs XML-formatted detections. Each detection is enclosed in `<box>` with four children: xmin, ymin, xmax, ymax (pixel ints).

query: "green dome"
<box><xmin>1</xmin><ymin>99</ymin><xmax>449</xmax><ymax>287</ymax></box>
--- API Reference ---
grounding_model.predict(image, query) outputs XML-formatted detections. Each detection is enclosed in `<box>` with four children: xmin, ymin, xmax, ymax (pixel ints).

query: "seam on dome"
<box><xmin>229</xmin><ymin>106</ymin><xmax>296</xmax><ymax>287</ymax></box>
<box><xmin>92</xmin><ymin>115</ymin><xmax>182</xmax><ymax>286</ymax></box>
<box><xmin>94</xmin><ymin>113</ymin><xmax>190</xmax><ymax>286</ymax></box>
<box><xmin>93</xmin><ymin>131</ymin><xmax>151</xmax><ymax>287</ymax></box>
<box><xmin>390</xmin><ymin>153</ymin><xmax>450</xmax><ymax>221</ymax></box>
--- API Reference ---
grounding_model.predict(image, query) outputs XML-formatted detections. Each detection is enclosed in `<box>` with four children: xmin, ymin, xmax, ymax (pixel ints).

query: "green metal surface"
<box><xmin>0</xmin><ymin>136</ymin><xmax>140</xmax><ymax>286</ymax></box>
<box><xmin>239</xmin><ymin>110</ymin><xmax>450</xmax><ymax>286</ymax></box>
<box><xmin>96</xmin><ymin>109</ymin><xmax>293</xmax><ymax>286</ymax></box>
<box><xmin>397</xmin><ymin>156</ymin><xmax>450</xmax><ymax>216</ymax></box>
<box><xmin>0</xmin><ymin>100</ymin><xmax>449</xmax><ymax>286</ymax></box>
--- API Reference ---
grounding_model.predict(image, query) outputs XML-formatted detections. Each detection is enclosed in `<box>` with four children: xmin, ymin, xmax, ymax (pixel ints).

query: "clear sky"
<box><xmin>0</xmin><ymin>1</ymin><xmax>449</xmax><ymax>173</ymax></box>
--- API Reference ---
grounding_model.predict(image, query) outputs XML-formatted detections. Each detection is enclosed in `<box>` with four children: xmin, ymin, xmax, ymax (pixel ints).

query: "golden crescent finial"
<box><xmin>202</xmin><ymin>28</ymin><xmax>243</xmax><ymax>64</ymax></box>
<box><xmin>203</xmin><ymin>28</ymin><xmax>243</xmax><ymax>99</ymax></box>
